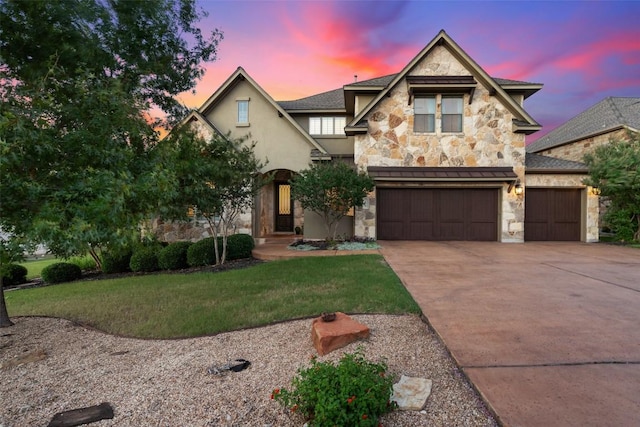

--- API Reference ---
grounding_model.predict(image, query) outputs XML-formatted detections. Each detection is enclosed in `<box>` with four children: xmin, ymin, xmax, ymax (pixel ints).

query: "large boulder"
<box><xmin>311</xmin><ymin>312</ymin><xmax>370</xmax><ymax>356</ymax></box>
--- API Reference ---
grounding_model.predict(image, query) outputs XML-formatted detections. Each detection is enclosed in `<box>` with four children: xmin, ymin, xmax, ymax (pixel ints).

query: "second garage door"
<box><xmin>377</xmin><ymin>188</ymin><xmax>498</xmax><ymax>241</ymax></box>
<box><xmin>525</xmin><ymin>188</ymin><xmax>581</xmax><ymax>241</ymax></box>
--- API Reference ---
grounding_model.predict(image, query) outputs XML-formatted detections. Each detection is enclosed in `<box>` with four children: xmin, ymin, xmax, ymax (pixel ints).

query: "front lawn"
<box><xmin>6</xmin><ymin>255</ymin><xmax>421</xmax><ymax>339</ymax></box>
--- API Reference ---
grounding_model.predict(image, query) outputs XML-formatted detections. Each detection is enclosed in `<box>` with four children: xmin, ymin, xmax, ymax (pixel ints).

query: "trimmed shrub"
<box><xmin>42</xmin><ymin>262</ymin><xmax>82</xmax><ymax>284</ymax></box>
<box><xmin>158</xmin><ymin>241</ymin><xmax>192</xmax><ymax>270</ymax></box>
<box><xmin>102</xmin><ymin>250</ymin><xmax>133</xmax><ymax>274</ymax></box>
<box><xmin>187</xmin><ymin>237</ymin><xmax>218</xmax><ymax>267</ymax></box>
<box><xmin>129</xmin><ymin>247</ymin><xmax>160</xmax><ymax>272</ymax></box>
<box><xmin>226</xmin><ymin>234</ymin><xmax>255</xmax><ymax>260</ymax></box>
<box><xmin>2</xmin><ymin>264</ymin><xmax>28</xmax><ymax>287</ymax></box>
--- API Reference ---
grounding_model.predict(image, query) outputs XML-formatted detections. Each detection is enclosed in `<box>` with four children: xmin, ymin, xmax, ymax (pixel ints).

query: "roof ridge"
<box><xmin>606</xmin><ymin>96</ymin><xmax>625</xmax><ymax>124</ymax></box>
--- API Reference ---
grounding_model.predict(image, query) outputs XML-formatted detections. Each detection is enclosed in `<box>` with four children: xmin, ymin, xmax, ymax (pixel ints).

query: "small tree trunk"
<box><xmin>0</xmin><ymin>277</ymin><xmax>14</xmax><ymax>328</ymax></box>
<box><xmin>88</xmin><ymin>246</ymin><xmax>102</xmax><ymax>271</ymax></box>
<box><xmin>635</xmin><ymin>215</ymin><xmax>640</xmax><ymax>242</ymax></box>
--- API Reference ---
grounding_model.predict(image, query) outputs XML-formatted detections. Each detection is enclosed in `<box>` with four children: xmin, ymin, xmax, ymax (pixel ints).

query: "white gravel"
<box><xmin>0</xmin><ymin>315</ymin><xmax>497</xmax><ymax>426</ymax></box>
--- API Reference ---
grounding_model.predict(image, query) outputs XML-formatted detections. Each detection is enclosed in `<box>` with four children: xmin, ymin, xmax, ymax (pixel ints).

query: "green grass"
<box><xmin>6</xmin><ymin>255</ymin><xmax>421</xmax><ymax>339</ymax></box>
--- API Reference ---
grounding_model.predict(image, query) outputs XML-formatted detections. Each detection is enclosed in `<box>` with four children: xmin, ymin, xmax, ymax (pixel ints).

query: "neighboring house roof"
<box><xmin>527</xmin><ymin>97</ymin><xmax>640</xmax><ymax>153</ymax></box>
<box><xmin>346</xmin><ymin>30</ymin><xmax>542</xmax><ymax>135</ymax></box>
<box><xmin>525</xmin><ymin>153</ymin><xmax>589</xmax><ymax>174</ymax></box>
<box><xmin>196</xmin><ymin>67</ymin><xmax>329</xmax><ymax>156</ymax></box>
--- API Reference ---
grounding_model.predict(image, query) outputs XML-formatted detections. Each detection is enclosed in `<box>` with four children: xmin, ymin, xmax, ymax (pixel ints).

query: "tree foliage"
<box><xmin>163</xmin><ymin>130</ymin><xmax>268</xmax><ymax>264</ymax></box>
<box><xmin>290</xmin><ymin>161</ymin><xmax>375</xmax><ymax>240</ymax></box>
<box><xmin>0</xmin><ymin>0</ymin><xmax>222</xmax><ymax>326</ymax></box>
<box><xmin>583</xmin><ymin>133</ymin><xmax>640</xmax><ymax>241</ymax></box>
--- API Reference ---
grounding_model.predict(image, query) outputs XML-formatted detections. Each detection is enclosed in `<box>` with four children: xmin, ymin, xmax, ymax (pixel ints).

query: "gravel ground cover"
<box><xmin>0</xmin><ymin>315</ymin><xmax>496</xmax><ymax>427</ymax></box>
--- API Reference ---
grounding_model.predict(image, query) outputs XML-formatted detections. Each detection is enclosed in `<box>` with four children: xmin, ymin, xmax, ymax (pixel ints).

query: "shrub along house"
<box><xmin>160</xmin><ymin>30</ymin><xmax>598</xmax><ymax>243</ymax></box>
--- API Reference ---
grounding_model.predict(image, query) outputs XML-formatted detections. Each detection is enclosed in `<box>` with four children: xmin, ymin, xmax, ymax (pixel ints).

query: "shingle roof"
<box><xmin>525</xmin><ymin>153</ymin><xmax>589</xmax><ymax>172</ymax></box>
<box><xmin>527</xmin><ymin>97</ymin><xmax>640</xmax><ymax>153</ymax></box>
<box><xmin>278</xmin><ymin>74</ymin><xmax>540</xmax><ymax>111</ymax></box>
<box><xmin>277</xmin><ymin>87</ymin><xmax>345</xmax><ymax>110</ymax></box>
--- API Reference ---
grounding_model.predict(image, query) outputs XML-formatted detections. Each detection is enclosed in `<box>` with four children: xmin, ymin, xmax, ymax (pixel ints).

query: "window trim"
<box><xmin>413</xmin><ymin>94</ymin><xmax>464</xmax><ymax>134</ymax></box>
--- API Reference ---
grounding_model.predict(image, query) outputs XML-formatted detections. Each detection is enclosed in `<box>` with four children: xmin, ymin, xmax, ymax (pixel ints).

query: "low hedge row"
<box><xmin>100</xmin><ymin>234</ymin><xmax>255</xmax><ymax>274</ymax></box>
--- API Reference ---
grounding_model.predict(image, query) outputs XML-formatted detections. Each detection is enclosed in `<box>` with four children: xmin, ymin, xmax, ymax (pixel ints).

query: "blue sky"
<box><xmin>181</xmin><ymin>0</ymin><xmax>640</xmax><ymax>142</ymax></box>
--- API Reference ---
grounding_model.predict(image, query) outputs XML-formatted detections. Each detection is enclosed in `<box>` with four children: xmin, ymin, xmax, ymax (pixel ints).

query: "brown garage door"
<box><xmin>525</xmin><ymin>188</ymin><xmax>581</xmax><ymax>241</ymax></box>
<box><xmin>377</xmin><ymin>188</ymin><xmax>498</xmax><ymax>241</ymax></box>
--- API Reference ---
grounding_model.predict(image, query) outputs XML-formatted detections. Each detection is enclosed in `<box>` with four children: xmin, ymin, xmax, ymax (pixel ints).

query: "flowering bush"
<box><xmin>272</xmin><ymin>349</ymin><xmax>396</xmax><ymax>426</ymax></box>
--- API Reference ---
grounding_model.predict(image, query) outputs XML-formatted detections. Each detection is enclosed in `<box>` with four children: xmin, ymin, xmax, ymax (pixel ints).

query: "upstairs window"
<box><xmin>237</xmin><ymin>99</ymin><xmax>249</xmax><ymax>125</ymax></box>
<box><xmin>441</xmin><ymin>96</ymin><xmax>463</xmax><ymax>132</ymax></box>
<box><xmin>309</xmin><ymin>117</ymin><xmax>346</xmax><ymax>135</ymax></box>
<box><xmin>414</xmin><ymin>97</ymin><xmax>436</xmax><ymax>132</ymax></box>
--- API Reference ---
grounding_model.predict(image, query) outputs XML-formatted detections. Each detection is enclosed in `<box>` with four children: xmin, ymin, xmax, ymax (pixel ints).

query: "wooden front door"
<box><xmin>275</xmin><ymin>182</ymin><xmax>293</xmax><ymax>232</ymax></box>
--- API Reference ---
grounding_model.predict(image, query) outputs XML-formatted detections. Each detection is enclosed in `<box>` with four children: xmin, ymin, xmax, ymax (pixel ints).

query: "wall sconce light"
<box><xmin>514</xmin><ymin>183</ymin><xmax>524</xmax><ymax>196</ymax></box>
<box><xmin>508</xmin><ymin>180</ymin><xmax>524</xmax><ymax>196</ymax></box>
<box><xmin>591</xmin><ymin>186</ymin><xmax>601</xmax><ymax>196</ymax></box>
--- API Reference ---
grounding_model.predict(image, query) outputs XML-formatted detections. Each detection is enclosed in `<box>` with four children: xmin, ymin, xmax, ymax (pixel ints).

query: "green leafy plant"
<box><xmin>187</xmin><ymin>237</ymin><xmax>218</xmax><ymax>267</ymax></box>
<box><xmin>129</xmin><ymin>247</ymin><xmax>160</xmax><ymax>272</ymax></box>
<box><xmin>272</xmin><ymin>349</ymin><xmax>396</xmax><ymax>426</ymax></box>
<box><xmin>41</xmin><ymin>262</ymin><xmax>82</xmax><ymax>284</ymax></box>
<box><xmin>226</xmin><ymin>234</ymin><xmax>255</xmax><ymax>260</ymax></box>
<box><xmin>158</xmin><ymin>241</ymin><xmax>192</xmax><ymax>270</ymax></box>
<box><xmin>2</xmin><ymin>264</ymin><xmax>28</xmax><ymax>287</ymax></box>
<box><xmin>101</xmin><ymin>249</ymin><xmax>133</xmax><ymax>274</ymax></box>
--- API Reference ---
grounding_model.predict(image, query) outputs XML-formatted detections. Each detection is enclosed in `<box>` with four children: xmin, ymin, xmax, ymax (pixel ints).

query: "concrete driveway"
<box><xmin>380</xmin><ymin>241</ymin><xmax>640</xmax><ymax>427</ymax></box>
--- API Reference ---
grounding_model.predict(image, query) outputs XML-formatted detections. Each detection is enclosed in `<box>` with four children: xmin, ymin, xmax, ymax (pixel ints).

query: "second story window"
<box><xmin>414</xmin><ymin>97</ymin><xmax>436</xmax><ymax>132</ymax></box>
<box><xmin>442</xmin><ymin>96</ymin><xmax>463</xmax><ymax>132</ymax></box>
<box><xmin>237</xmin><ymin>99</ymin><xmax>249</xmax><ymax>125</ymax></box>
<box><xmin>309</xmin><ymin>117</ymin><xmax>346</xmax><ymax>135</ymax></box>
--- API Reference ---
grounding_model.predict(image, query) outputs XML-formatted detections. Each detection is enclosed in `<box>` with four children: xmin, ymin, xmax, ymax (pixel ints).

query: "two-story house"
<box><xmin>157</xmin><ymin>30</ymin><xmax>599</xmax><ymax>243</ymax></box>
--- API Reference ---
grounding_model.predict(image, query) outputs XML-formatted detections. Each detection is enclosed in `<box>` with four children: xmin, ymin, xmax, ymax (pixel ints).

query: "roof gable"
<box><xmin>197</xmin><ymin>67</ymin><xmax>328</xmax><ymax>155</ymax></box>
<box><xmin>347</xmin><ymin>30</ymin><xmax>541</xmax><ymax>134</ymax></box>
<box><xmin>527</xmin><ymin>97</ymin><xmax>640</xmax><ymax>153</ymax></box>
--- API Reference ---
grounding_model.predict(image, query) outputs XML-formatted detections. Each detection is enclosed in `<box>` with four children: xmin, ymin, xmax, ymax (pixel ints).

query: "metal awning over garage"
<box><xmin>368</xmin><ymin>166</ymin><xmax>517</xmax><ymax>182</ymax></box>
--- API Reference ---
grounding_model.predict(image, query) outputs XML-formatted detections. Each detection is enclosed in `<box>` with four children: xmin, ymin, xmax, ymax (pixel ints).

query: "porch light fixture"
<box><xmin>508</xmin><ymin>180</ymin><xmax>524</xmax><ymax>196</ymax></box>
<box><xmin>514</xmin><ymin>183</ymin><xmax>524</xmax><ymax>196</ymax></box>
<box><xmin>591</xmin><ymin>186</ymin><xmax>601</xmax><ymax>196</ymax></box>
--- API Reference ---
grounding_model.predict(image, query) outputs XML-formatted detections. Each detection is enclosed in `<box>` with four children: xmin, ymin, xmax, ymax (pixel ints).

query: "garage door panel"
<box><xmin>525</xmin><ymin>189</ymin><xmax>581</xmax><ymax>241</ymax></box>
<box><xmin>377</xmin><ymin>187</ymin><xmax>498</xmax><ymax>241</ymax></box>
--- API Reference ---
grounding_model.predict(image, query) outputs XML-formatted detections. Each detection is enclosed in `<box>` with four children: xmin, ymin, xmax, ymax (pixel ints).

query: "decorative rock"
<box><xmin>48</xmin><ymin>402</ymin><xmax>114</xmax><ymax>427</ymax></box>
<box><xmin>311</xmin><ymin>312</ymin><xmax>370</xmax><ymax>355</ymax></box>
<box><xmin>391</xmin><ymin>375</ymin><xmax>433</xmax><ymax>411</ymax></box>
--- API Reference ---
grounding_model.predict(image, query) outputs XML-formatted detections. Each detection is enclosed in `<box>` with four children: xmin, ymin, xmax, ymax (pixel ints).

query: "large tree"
<box><xmin>163</xmin><ymin>130</ymin><xmax>268</xmax><ymax>264</ymax></box>
<box><xmin>0</xmin><ymin>0</ymin><xmax>223</xmax><ymax>326</ymax></box>
<box><xmin>290</xmin><ymin>161</ymin><xmax>375</xmax><ymax>240</ymax></box>
<box><xmin>583</xmin><ymin>133</ymin><xmax>640</xmax><ymax>242</ymax></box>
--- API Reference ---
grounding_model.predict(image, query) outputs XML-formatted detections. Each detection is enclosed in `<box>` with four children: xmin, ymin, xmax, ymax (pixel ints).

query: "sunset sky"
<box><xmin>179</xmin><ymin>0</ymin><xmax>640</xmax><ymax>143</ymax></box>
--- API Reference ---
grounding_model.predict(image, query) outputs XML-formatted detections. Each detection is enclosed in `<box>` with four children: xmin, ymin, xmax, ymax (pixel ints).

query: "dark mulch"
<box><xmin>4</xmin><ymin>258</ymin><xmax>264</xmax><ymax>291</ymax></box>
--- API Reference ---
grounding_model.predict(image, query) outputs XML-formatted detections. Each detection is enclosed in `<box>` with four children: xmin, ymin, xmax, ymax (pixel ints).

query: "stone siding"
<box><xmin>538</xmin><ymin>128</ymin><xmax>632</xmax><ymax>162</ymax></box>
<box><xmin>151</xmin><ymin>211</ymin><xmax>252</xmax><ymax>243</ymax></box>
<box><xmin>525</xmin><ymin>174</ymin><xmax>599</xmax><ymax>242</ymax></box>
<box><xmin>354</xmin><ymin>45</ymin><xmax>526</xmax><ymax>242</ymax></box>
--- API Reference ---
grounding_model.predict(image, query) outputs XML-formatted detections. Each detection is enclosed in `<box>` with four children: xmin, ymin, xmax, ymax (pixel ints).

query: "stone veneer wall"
<box><xmin>539</xmin><ymin>129</ymin><xmax>632</xmax><ymax>162</ymax></box>
<box><xmin>354</xmin><ymin>45</ymin><xmax>526</xmax><ymax>242</ymax></box>
<box><xmin>525</xmin><ymin>173</ymin><xmax>599</xmax><ymax>242</ymax></box>
<box><xmin>151</xmin><ymin>211</ymin><xmax>253</xmax><ymax>243</ymax></box>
